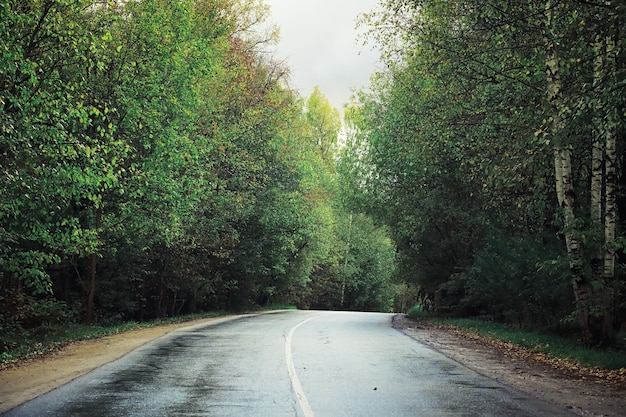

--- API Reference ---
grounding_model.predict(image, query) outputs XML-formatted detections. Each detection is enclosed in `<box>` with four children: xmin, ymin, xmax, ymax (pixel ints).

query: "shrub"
<box><xmin>461</xmin><ymin>233</ymin><xmax>572</xmax><ymax>329</ymax></box>
<box><xmin>407</xmin><ymin>304</ymin><xmax>431</xmax><ymax>320</ymax></box>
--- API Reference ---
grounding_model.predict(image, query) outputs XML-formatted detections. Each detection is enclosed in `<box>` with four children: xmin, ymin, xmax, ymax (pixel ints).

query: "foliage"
<box><xmin>0</xmin><ymin>0</ymin><xmax>398</xmax><ymax>352</ymax></box>
<box><xmin>462</xmin><ymin>234</ymin><xmax>573</xmax><ymax>329</ymax></box>
<box><xmin>348</xmin><ymin>0</ymin><xmax>626</xmax><ymax>346</ymax></box>
<box><xmin>406</xmin><ymin>304</ymin><xmax>431</xmax><ymax>320</ymax></box>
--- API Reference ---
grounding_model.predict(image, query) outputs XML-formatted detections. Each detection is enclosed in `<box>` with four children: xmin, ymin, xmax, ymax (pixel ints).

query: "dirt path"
<box><xmin>392</xmin><ymin>315</ymin><xmax>626</xmax><ymax>417</ymax></box>
<box><xmin>1</xmin><ymin>313</ymin><xmax>625</xmax><ymax>416</ymax></box>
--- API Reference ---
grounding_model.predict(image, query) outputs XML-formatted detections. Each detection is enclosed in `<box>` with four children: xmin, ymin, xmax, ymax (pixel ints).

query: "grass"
<box><xmin>443</xmin><ymin>318</ymin><xmax>626</xmax><ymax>370</ymax></box>
<box><xmin>263</xmin><ymin>303</ymin><xmax>298</xmax><ymax>310</ymax></box>
<box><xmin>0</xmin><ymin>311</ymin><xmax>227</xmax><ymax>369</ymax></box>
<box><xmin>407</xmin><ymin>306</ymin><xmax>626</xmax><ymax>371</ymax></box>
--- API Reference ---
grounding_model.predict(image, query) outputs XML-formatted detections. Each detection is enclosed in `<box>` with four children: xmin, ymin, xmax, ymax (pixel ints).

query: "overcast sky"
<box><xmin>263</xmin><ymin>0</ymin><xmax>381</xmax><ymax>111</ymax></box>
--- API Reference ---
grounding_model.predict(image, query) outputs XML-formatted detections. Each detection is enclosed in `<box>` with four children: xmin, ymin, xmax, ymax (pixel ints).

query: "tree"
<box><xmin>0</xmin><ymin>0</ymin><xmax>129</xmax><ymax>314</ymax></box>
<box><xmin>304</xmin><ymin>86</ymin><xmax>342</xmax><ymax>164</ymax></box>
<box><xmin>354</xmin><ymin>0</ymin><xmax>625</xmax><ymax>344</ymax></box>
<box><xmin>0</xmin><ymin>0</ymin><xmax>299</xmax><ymax>325</ymax></box>
<box><xmin>299</xmin><ymin>89</ymin><xmax>397</xmax><ymax>312</ymax></box>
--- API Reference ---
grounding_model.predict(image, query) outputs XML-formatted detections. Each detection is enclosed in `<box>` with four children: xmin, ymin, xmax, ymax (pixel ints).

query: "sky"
<box><xmin>263</xmin><ymin>0</ymin><xmax>381</xmax><ymax>112</ymax></box>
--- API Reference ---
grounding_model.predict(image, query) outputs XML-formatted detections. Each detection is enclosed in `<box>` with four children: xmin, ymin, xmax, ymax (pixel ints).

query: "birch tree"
<box><xmin>357</xmin><ymin>0</ymin><xmax>625</xmax><ymax>344</ymax></box>
<box><xmin>590</xmin><ymin>3</ymin><xmax>621</xmax><ymax>343</ymax></box>
<box><xmin>542</xmin><ymin>0</ymin><xmax>591</xmax><ymax>343</ymax></box>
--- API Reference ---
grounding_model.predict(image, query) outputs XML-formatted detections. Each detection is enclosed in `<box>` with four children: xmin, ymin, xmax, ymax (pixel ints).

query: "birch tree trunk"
<box><xmin>590</xmin><ymin>33</ymin><xmax>605</xmax><ymax>284</ymax></box>
<box><xmin>340</xmin><ymin>214</ymin><xmax>353</xmax><ymax>308</ymax></box>
<box><xmin>544</xmin><ymin>0</ymin><xmax>593</xmax><ymax>345</ymax></box>
<box><xmin>603</xmin><ymin>118</ymin><xmax>617</xmax><ymax>342</ymax></box>
<box><xmin>601</xmin><ymin>20</ymin><xmax>618</xmax><ymax>343</ymax></box>
<box><xmin>588</xmin><ymin>6</ymin><xmax>619</xmax><ymax>345</ymax></box>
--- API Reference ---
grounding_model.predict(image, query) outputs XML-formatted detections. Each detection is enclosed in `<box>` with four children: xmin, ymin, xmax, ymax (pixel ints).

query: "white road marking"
<box><xmin>285</xmin><ymin>314</ymin><xmax>328</xmax><ymax>417</ymax></box>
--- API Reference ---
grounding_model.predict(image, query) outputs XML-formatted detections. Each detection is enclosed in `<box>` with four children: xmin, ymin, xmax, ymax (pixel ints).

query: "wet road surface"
<box><xmin>3</xmin><ymin>310</ymin><xmax>574</xmax><ymax>416</ymax></box>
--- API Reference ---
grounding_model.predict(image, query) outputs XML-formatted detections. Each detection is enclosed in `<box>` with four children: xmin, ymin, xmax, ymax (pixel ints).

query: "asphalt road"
<box><xmin>3</xmin><ymin>310</ymin><xmax>574</xmax><ymax>417</ymax></box>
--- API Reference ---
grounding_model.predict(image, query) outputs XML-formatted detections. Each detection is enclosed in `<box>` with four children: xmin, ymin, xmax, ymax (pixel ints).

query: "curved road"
<box><xmin>4</xmin><ymin>311</ymin><xmax>574</xmax><ymax>416</ymax></box>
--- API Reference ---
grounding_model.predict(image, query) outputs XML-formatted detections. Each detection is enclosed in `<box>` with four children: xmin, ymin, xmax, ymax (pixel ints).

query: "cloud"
<box><xmin>264</xmin><ymin>0</ymin><xmax>380</xmax><ymax>111</ymax></box>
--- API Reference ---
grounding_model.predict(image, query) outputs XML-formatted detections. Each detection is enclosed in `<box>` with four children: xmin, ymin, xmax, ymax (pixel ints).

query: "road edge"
<box><xmin>0</xmin><ymin>311</ymin><xmax>286</xmax><ymax>414</ymax></box>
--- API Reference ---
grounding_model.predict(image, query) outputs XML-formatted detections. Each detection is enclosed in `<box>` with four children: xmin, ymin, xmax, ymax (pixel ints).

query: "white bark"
<box><xmin>603</xmin><ymin>28</ymin><xmax>618</xmax><ymax>280</ymax></box>
<box><xmin>544</xmin><ymin>0</ymin><xmax>592</xmax><ymax>344</ymax></box>
<box><xmin>604</xmin><ymin>132</ymin><xmax>616</xmax><ymax>277</ymax></box>
<box><xmin>591</xmin><ymin>34</ymin><xmax>604</xmax><ymax>228</ymax></box>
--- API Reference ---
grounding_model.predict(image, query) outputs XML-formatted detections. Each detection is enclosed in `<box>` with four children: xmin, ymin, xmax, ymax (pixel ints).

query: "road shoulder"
<box><xmin>0</xmin><ymin>315</ymin><xmax>242</xmax><ymax>414</ymax></box>
<box><xmin>392</xmin><ymin>315</ymin><xmax>625</xmax><ymax>417</ymax></box>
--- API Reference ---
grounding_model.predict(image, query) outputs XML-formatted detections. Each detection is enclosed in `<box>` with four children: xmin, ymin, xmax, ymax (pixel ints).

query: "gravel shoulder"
<box><xmin>1</xmin><ymin>313</ymin><xmax>624</xmax><ymax>416</ymax></box>
<box><xmin>392</xmin><ymin>314</ymin><xmax>626</xmax><ymax>417</ymax></box>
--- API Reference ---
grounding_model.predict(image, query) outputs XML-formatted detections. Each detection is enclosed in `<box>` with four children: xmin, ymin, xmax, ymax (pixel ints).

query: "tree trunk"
<box><xmin>157</xmin><ymin>251</ymin><xmax>169</xmax><ymax>318</ymax></box>
<box><xmin>555</xmin><ymin>147</ymin><xmax>592</xmax><ymax>344</ymax></box>
<box><xmin>591</xmin><ymin>32</ymin><xmax>610</xmax><ymax>344</ymax></box>
<box><xmin>591</xmin><ymin>33</ymin><xmax>604</xmax><ymax>284</ymax></box>
<box><xmin>84</xmin><ymin>206</ymin><xmax>103</xmax><ymax>325</ymax></box>
<box><xmin>588</xmin><ymin>8</ymin><xmax>619</xmax><ymax>345</ymax></box>
<box><xmin>340</xmin><ymin>214</ymin><xmax>353</xmax><ymax>308</ymax></box>
<box><xmin>543</xmin><ymin>1</ymin><xmax>593</xmax><ymax>345</ymax></box>
<box><xmin>601</xmin><ymin>19</ymin><xmax>619</xmax><ymax>344</ymax></box>
<box><xmin>602</xmin><ymin>120</ymin><xmax>617</xmax><ymax>343</ymax></box>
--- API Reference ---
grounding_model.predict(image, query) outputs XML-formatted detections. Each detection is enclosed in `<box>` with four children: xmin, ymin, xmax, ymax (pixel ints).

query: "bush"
<box><xmin>0</xmin><ymin>289</ymin><xmax>80</xmax><ymax>356</ymax></box>
<box><xmin>407</xmin><ymin>304</ymin><xmax>431</xmax><ymax>320</ymax></box>
<box><xmin>461</xmin><ymin>233</ymin><xmax>572</xmax><ymax>329</ymax></box>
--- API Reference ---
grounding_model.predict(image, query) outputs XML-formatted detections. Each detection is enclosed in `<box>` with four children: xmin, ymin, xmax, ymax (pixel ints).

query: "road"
<box><xmin>3</xmin><ymin>310</ymin><xmax>574</xmax><ymax>416</ymax></box>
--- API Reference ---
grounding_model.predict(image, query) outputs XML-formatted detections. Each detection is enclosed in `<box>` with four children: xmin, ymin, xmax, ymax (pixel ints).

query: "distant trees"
<box><xmin>299</xmin><ymin>87</ymin><xmax>396</xmax><ymax>312</ymax></box>
<box><xmin>348</xmin><ymin>0</ymin><xmax>625</xmax><ymax>345</ymax></box>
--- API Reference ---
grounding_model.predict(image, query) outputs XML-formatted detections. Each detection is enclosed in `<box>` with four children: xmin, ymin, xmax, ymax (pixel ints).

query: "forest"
<box><xmin>0</xmin><ymin>0</ymin><xmax>397</xmax><ymax>352</ymax></box>
<box><xmin>343</xmin><ymin>0</ymin><xmax>626</xmax><ymax>347</ymax></box>
<box><xmin>1</xmin><ymin>0</ymin><xmax>625</xmax><ymax>352</ymax></box>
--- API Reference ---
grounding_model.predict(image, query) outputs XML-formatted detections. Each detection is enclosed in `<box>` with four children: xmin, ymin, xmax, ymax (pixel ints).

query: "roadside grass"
<box><xmin>0</xmin><ymin>311</ymin><xmax>226</xmax><ymax>369</ymax></box>
<box><xmin>264</xmin><ymin>303</ymin><xmax>298</xmax><ymax>310</ymax></box>
<box><xmin>444</xmin><ymin>318</ymin><xmax>626</xmax><ymax>370</ymax></box>
<box><xmin>406</xmin><ymin>305</ymin><xmax>626</xmax><ymax>371</ymax></box>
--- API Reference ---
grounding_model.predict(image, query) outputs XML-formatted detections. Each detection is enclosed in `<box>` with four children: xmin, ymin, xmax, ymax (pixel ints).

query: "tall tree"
<box><xmin>355</xmin><ymin>0</ymin><xmax>625</xmax><ymax>343</ymax></box>
<box><xmin>304</xmin><ymin>86</ymin><xmax>342</xmax><ymax>164</ymax></box>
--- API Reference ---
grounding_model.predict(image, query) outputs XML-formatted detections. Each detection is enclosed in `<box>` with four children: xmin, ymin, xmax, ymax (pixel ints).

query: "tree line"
<box><xmin>343</xmin><ymin>0</ymin><xmax>625</xmax><ymax>346</ymax></box>
<box><xmin>4</xmin><ymin>0</ymin><xmax>623</xmax><ymax>352</ymax></box>
<box><xmin>0</xmin><ymin>0</ymin><xmax>397</xmax><ymax>350</ymax></box>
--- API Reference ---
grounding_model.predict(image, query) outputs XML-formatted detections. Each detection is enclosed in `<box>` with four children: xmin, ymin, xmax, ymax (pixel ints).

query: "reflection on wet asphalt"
<box><xmin>3</xmin><ymin>311</ymin><xmax>575</xmax><ymax>417</ymax></box>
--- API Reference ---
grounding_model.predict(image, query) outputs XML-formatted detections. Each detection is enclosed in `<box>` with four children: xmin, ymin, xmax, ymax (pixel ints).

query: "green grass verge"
<box><xmin>407</xmin><ymin>308</ymin><xmax>626</xmax><ymax>370</ymax></box>
<box><xmin>262</xmin><ymin>303</ymin><xmax>298</xmax><ymax>310</ymax></box>
<box><xmin>443</xmin><ymin>318</ymin><xmax>626</xmax><ymax>370</ymax></box>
